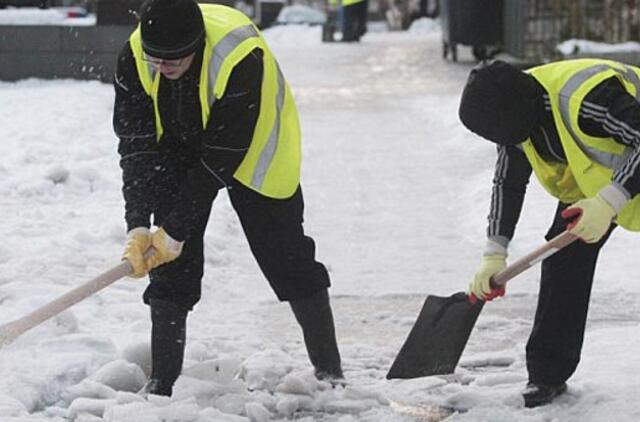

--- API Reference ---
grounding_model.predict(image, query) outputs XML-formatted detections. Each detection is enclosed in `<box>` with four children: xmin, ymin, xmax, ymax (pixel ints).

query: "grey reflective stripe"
<box><xmin>558</xmin><ymin>64</ymin><xmax>637</xmax><ymax>170</ymax></box>
<box><xmin>207</xmin><ymin>24</ymin><xmax>260</xmax><ymax>107</ymax></box>
<box><xmin>251</xmin><ymin>62</ymin><xmax>286</xmax><ymax>189</ymax></box>
<box><xmin>621</xmin><ymin>65</ymin><xmax>640</xmax><ymax>101</ymax></box>
<box><xmin>148</xmin><ymin>63</ymin><xmax>157</xmax><ymax>82</ymax></box>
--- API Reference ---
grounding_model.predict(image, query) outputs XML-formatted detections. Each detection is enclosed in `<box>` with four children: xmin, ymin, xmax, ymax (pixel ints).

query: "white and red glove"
<box><xmin>561</xmin><ymin>184</ymin><xmax>627</xmax><ymax>244</ymax></box>
<box><xmin>468</xmin><ymin>254</ymin><xmax>506</xmax><ymax>303</ymax></box>
<box><xmin>468</xmin><ymin>237</ymin><xmax>508</xmax><ymax>303</ymax></box>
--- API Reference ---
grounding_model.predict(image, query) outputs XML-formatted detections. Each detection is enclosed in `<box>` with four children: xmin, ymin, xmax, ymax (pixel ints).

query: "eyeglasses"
<box><xmin>142</xmin><ymin>54</ymin><xmax>186</xmax><ymax>68</ymax></box>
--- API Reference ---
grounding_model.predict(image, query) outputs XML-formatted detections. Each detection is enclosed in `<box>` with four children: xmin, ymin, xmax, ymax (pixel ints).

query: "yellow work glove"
<box><xmin>468</xmin><ymin>254</ymin><xmax>506</xmax><ymax>302</ymax></box>
<box><xmin>123</xmin><ymin>227</ymin><xmax>152</xmax><ymax>278</ymax></box>
<box><xmin>561</xmin><ymin>194</ymin><xmax>616</xmax><ymax>244</ymax></box>
<box><xmin>145</xmin><ymin>228</ymin><xmax>184</xmax><ymax>271</ymax></box>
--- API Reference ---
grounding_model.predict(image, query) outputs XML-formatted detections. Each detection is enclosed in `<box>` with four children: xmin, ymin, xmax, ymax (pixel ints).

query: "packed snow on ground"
<box><xmin>1</xmin><ymin>19</ymin><xmax>640</xmax><ymax>422</ymax></box>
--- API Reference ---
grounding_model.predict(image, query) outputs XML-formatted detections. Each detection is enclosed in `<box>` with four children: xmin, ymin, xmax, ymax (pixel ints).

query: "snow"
<box><xmin>1</xmin><ymin>18</ymin><xmax>640</xmax><ymax>422</ymax></box>
<box><xmin>407</xmin><ymin>17</ymin><xmax>440</xmax><ymax>34</ymax></box>
<box><xmin>557</xmin><ymin>39</ymin><xmax>640</xmax><ymax>56</ymax></box>
<box><xmin>0</xmin><ymin>7</ymin><xmax>95</xmax><ymax>26</ymax></box>
<box><xmin>275</xmin><ymin>5</ymin><xmax>326</xmax><ymax>25</ymax></box>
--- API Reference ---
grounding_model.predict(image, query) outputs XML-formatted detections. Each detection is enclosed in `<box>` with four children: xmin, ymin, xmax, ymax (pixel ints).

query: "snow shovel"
<box><xmin>386</xmin><ymin>230</ymin><xmax>578</xmax><ymax>379</ymax></box>
<box><xmin>0</xmin><ymin>259</ymin><xmax>134</xmax><ymax>348</ymax></box>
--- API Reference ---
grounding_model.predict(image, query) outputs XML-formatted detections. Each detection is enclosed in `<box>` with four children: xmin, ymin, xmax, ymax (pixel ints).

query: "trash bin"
<box><xmin>255</xmin><ymin>0</ymin><xmax>285</xmax><ymax>29</ymax></box>
<box><xmin>440</xmin><ymin>0</ymin><xmax>502</xmax><ymax>62</ymax></box>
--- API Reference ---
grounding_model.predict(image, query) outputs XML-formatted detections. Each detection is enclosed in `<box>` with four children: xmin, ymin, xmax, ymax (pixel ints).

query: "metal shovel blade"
<box><xmin>386</xmin><ymin>292</ymin><xmax>484</xmax><ymax>379</ymax></box>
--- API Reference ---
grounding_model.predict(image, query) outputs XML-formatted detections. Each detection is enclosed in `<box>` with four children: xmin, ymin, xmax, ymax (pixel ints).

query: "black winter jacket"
<box><xmin>113</xmin><ymin>42</ymin><xmax>264</xmax><ymax>240</ymax></box>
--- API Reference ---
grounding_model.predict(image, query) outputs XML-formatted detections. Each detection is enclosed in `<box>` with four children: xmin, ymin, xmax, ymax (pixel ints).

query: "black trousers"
<box><xmin>342</xmin><ymin>0</ymin><xmax>368</xmax><ymax>42</ymax></box>
<box><xmin>526</xmin><ymin>201</ymin><xmax>615</xmax><ymax>385</ymax></box>
<box><xmin>143</xmin><ymin>178</ymin><xmax>330</xmax><ymax>310</ymax></box>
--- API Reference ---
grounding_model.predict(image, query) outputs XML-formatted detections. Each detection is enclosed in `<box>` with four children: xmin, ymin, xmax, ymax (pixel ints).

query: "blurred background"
<box><xmin>2</xmin><ymin>0</ymin><xmax>640</xmax><ymax>81</ymax></box>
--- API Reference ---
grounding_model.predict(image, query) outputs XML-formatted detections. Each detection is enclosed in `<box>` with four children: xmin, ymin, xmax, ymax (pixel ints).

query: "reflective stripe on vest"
<box><xmin>207</xmin><ymin>24</ymin><xmax>259</xmax><ymax>108</ymax></box>
<box><xmin>557</xmin><ymin>63</ymin><xmax>636</xmax><ymax>170</ymax></box>
<box><xmin>146</xmin><ymin>62</ymin><xmax>156</xmax><ymax>81</ymax></box>
<box><xmin>253</xmin><ymin>61</ymin><xmax>285</xmax><ymax>188</ymax></box>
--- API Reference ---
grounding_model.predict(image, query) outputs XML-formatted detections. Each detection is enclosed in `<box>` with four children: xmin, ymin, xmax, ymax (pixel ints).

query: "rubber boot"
<box><xmin>141</xmin><ymin>299</ymin><xmax>188</xmax><ymax>397</ymax></box>
<box><xmin>289</xmin><ymin>289</ymin><xmax>344</xmax><ymax>381</ymax></box>
<box><xmin>522</xmin><ymin>382</ymin><xmax>567</xmax><ymax>408</ymax></box>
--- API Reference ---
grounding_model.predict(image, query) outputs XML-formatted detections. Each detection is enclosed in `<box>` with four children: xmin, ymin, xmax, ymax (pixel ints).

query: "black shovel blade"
<box><xmin>386</xmin><ymin>292</ymin><xmax>485</xmax><ymax>379</ymax></box>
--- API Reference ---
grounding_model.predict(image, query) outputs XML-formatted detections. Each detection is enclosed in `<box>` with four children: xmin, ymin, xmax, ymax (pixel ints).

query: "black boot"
<box><xmin>289</xmin><ymin>289</ymin><xmax>343</xmax><ymax>382</ymax></box>
<box><xmin>142</xmin><ymin>299</ymin><xmax>188</xmax><ymax>397</ymax></box>
<box><xmin>522</xmin><ymin>382</ymin><xmax>567</xmax><ymax>408</ymax></box>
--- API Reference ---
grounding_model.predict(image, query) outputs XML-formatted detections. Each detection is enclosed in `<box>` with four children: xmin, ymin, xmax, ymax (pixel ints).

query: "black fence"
<box><xmin>504</xmin><ymin>0</ymin><xmax>640</xmax><ymax>63</ymax></box>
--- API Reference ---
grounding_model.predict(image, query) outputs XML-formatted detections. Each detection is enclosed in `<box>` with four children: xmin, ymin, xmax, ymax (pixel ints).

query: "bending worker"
<box><xmin>459</xmin><ymin>59</ymin><xmax>640</xmax><ymax>407</ymax></box>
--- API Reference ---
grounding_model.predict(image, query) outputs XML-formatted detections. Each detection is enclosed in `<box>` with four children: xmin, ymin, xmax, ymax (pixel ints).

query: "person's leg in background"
<box><xmin>341</xmin><ymin>3</ymin><xmax>357</xmax><ymax>42</ymax></box>
<box><xmin>355</xmin><ymin>0</ymin><xmax>368</xmax><ymax>40</ymax></box>
<box><xmin>229</xmin><ymin>181</ymin><xmax>343</xmax><ymax>380</ymax></box>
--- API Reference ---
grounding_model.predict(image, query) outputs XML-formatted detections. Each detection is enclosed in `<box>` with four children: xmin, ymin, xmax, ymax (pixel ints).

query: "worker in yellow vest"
<box><xmin>113</xmin><ymin>0</ymin><xmax>343</xmax><ymax>396</ymax></box>
<box><xmin>458</xmin><ymin>59</ymin><xmax>640</xmax><ymax>407</ymax></box>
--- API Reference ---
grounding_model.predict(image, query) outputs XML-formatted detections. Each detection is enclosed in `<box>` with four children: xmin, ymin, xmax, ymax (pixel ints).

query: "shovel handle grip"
<box><xmin>490</xmin><ymin>231</ymin><xmax>578</xmax><ymax>289</ymax></box>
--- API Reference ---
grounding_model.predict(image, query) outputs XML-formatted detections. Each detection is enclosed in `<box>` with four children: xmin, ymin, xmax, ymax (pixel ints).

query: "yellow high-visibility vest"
<box><xmin>129</xmin><ymin>4</ymin><xmax>301</xmax><ymax>199</ymax></box>
<box><xmin>522</xmin><ymin>58</ymin><xmax>640</xmax><ymax>230</ymax></box>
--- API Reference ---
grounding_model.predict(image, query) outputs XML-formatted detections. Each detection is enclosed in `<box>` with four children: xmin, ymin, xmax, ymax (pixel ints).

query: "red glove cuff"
<box><xmin>468</xmin><ymin>287</ymin><xmax>505</xmax><ymax>304</ymax></box>
<box><xmin>561</xmin><ymin>207</ymin><xmax>582</xmax><ymax>230</ymax></box>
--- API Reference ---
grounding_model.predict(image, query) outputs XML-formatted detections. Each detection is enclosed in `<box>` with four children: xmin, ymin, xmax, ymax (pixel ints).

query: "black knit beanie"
<box><xmin>139</xmin><ymin>0</ymin><xmax>205</xmax><ymax>60</ymax></box>
<box><xmin>458</xmin><ymin>60</ymin><xmax>545</xmax><ymax>145</ymax></box>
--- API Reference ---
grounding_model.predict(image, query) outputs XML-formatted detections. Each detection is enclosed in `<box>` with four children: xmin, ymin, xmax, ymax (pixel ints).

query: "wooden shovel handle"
<box><xmin>0</xmin><ymin>260</ymin><xmax>133</xmax><ymax>348</ymax></box>
<box><xmin>0</xmin><ymin>246</ymin><xmax>160</xmax><ymax>348</ymax></box>
<box><xmin>490</xmin><ymin>231</ymin><xmax>578</xmax><ymax>289</ymax></box>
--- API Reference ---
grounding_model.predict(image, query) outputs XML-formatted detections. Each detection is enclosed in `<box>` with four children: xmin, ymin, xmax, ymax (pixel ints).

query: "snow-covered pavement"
<box><xmin>1</xmin><ymin>19</ymin><xmax>640</xmax><ymax>422</ymax></box>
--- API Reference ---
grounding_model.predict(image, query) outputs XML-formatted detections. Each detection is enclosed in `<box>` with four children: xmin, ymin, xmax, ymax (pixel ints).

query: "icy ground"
<box><xmin>1</xmin><ymin>19</ymin><xmax>640</xmax><ymax>422</ymax></box>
